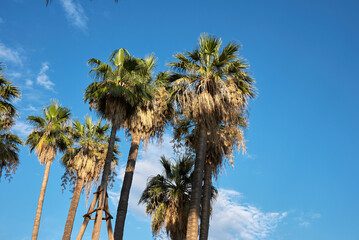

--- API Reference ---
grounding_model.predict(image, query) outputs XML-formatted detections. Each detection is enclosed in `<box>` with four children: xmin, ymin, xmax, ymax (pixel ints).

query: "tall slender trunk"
<box><xmin>62</xmin><ymin>177</ymin><xmax>85</xmax><ymax>240</ymax></box>
<box><xmin>31</xmin><ymin>160</ymin><xmax>52</xmax><ymax>240</ymax></box>
<box><xmin>92</xmin><ymin>125</ymin><xmax>117</xmax><ymax>240</ymax></box>
<box><xmin>186</xmin><ymin>124</ymin><xmax>207</xmax><ymax>240</ymax></box>
<box><xmin>114</xmin><ymin>134</ymin><xmax>140</xmax><ymax>240</ymax></box>
<box><xmin>199</xmin><ymin>163</ymin><xmax>212</xmax><ymax>240</ymax></box>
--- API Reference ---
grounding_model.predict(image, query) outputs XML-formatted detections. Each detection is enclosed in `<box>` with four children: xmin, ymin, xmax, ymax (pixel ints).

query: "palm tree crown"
<box><xmin>139</xmin><ymin>156</ymin><xmax>194</xmax><ymax>240</ymax></box>
<box><xmin>169</xmin><ymin>33</ymin><xmax>255</xmax><ymax>127</ymax></box>
<box><xmin>0</xmin><ymin>63</ymin><xmax>20</xmax><ymax>121</ymax></box>
<box><xmin>85</xmin><ymin>48</ymin><xmax>152</xmax><ymax>129</ymax></box>
<box><xmin>0</xmin><ymin>63</ymin><xmax>22</xmax><ymax>179</ymax></box>
<box><xmin>26</xmin><ymin>101</ymin><xmax>71</xmax><ymax>164</ymax></box>
<box><xmin>61</xmin><ymin>116</ymin><xmax>118</xmax><ymax>195</ymax></box>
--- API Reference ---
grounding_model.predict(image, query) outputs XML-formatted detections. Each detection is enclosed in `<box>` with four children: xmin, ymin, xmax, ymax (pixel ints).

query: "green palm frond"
<box><xmin>26</xmin><ymin>101</ymin><xmax>71</xmax><ymax>164</ymax></box>
<box><xmin>61</xmin><ymin>116</ymin><xmax>118</xmax><ymax>194</ymax></box>
<box><xmin>139</xmin><ymin>155</ymin><xmax>215</xmax><ymax>239</ymax></box>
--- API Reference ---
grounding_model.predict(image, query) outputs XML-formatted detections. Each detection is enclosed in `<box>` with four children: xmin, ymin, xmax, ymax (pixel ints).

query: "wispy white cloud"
<box><xmin>25</xmin><ymin>79</ymin><xmax>33</xmax><ymax>86</ymax></box>
<box><xmin>12</xmin><ymin>120</ymin><xmax>32</xmax><ymax>138</ymax></box>
<box><xmin>36</xmin><ymin>62</ymin><xmax>54</xmax><ymax>90</ymax></box>
<box><xmin>7</xmin><ymin>71</ymin><xmax>22</xmax><ymax>79</ymax></box>
<box><xmin>0</xmin><ymin>17</ymin><xmax>3</xmax><ymax>24</ymax></box>
<box><xmin>0</xmin><ymin>43</ymin><xmax>22</xmax><ymax>65</ymax></box>
<box><xmin>109</xmin><ymin>134</ymin><xmax>286</xmax><ymax>240</ymax></box>
<box><xmin>295</xmin><ymin>212</ymin><xmax>321</xmax><ymax>228</ymax></box>
<box><xmin>210</xmin><ymin>190</ymin><xmax>287</xmax><ymax>240</ymax></box>
<box><xmin>60</xmin><ymin>0</ymin><xmax>88</xmax><ymax>31</ymax></box>
<box><xmin>21</xmin><ymin>105</ymin><xmax>40</xmax><ymax>113</ymax></box>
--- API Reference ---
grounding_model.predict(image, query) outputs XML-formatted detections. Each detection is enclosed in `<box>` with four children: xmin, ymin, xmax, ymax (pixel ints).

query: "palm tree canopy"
<box><xmin>0</xmin><ymin>63</ymin><xmax>20</xmax><ymax>122</ymax></box>
<box><xmin>139</xmin><ymin>155</ymin><xmax>193</xmax><ymax>239</ymax></box>
<box><xmin>25</xmin><ymin>101</ymin><xmax>71</xmax><ymax>164</ymax></box>
<box><xmin>139</xmin><ymin>155</ymin><xmax>217</xmax><ymax>239</ymax></box>
<box><xmin>0</xmin><ymin>63</ymin><xmax>22</xmax><ymax>180</ymax></box>
<box><xmin>122</xmin><ymin>60</ymin><xmax>175</xmax><ymax>143</ymax></box>
<box><xmin>61</xmin><ymin>116</ymin><xmax>119</xmax><ymax>195</ymax></box>
<box><xmin>169</xmin><ymin>33</ymin><xmax>256</xmax><ymax>127</ymax></box>
<box><xmin>84</xmin><ymin>49</ymin><xmax>153</xmax><ymax>128</ymax></box>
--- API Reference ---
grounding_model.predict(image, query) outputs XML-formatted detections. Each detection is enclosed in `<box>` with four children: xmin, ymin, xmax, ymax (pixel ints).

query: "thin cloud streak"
<box><xmin>0</xmin><ymin>43</ymin><xmax>22</xmax><ymax>65</ymax></box>
<box><xmin>60</xmin><ymin>0</ymin><xmax>88</xmax><ymax>31</ymax></box>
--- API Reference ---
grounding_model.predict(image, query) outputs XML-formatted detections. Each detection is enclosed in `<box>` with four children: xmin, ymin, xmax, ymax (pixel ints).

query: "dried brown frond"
<box><xmin>35</xmin><ymin>144</ymin><xmax>56</xmax><ymax>165</ymax></box>
<box><xmin>123</xmin><ymin>87</ymin><xmax>172</xmax><ymax>144</ymax></box>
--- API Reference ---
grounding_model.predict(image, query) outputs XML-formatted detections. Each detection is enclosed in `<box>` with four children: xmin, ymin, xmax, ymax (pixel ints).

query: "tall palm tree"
<box><xmin>113</xmin><ymin>58</ymin><xmax>174</xmax><ymax>239</ymax></box>
<box><xmin>84</xmin><ymin>48</ymin><xmax>152</xmax><ymax>239</ymax></box>
<box><xmin>169</xmin><ymin>33</ymin><xmax>256</xmax><ymax>240</ymax></box>
<box><xmin>26</xmin><ymin>101</ymin><xmax>71</xmax><ymax>240</ymax></box>
<box><xmin>139</xmin><ymin>155</ymin><xmax>217</xmax><ymax>240</ymax></box>
<box><xmin>0</xmin><ymin>63</ymin><xmax>22</xmax><ymax>180</ymax></box>
<box><xmin>61</xmin><ymin>116</ymin><xmax>119</xmax><ymax>240</ymax></box>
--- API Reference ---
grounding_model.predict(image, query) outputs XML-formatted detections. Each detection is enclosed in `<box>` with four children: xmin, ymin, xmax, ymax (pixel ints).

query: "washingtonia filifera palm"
<box><xmin>139</xmin><ymin>156</ymin><xmax>217</xmax><ymax>240</ymax></box>
<box><xmin>169</xmin><ymin>33</ymin><xmax>256</xmax><ymax>240</ymax></box>
<box><xmin>25</xmin><ymin>101</ymin><xmax>71</xmax><ymax>240</ymax></box>
<box><xmin>0</xmin><ymin>63</ymin><xmax>22</xmax><ymax>180</ymax></box>
<box><xmin>61</xmin><ymin>116</ymin><xmax>119</xmax><ymax>240</ymax></box>
<box><xmin>84</xmin><ymin>48</ymin><xmax>152</xmax><ymax>239</ymax></box>
<box><xmin>114</xmin><ymin>56</ymin><xmax>175</xmax><ymax>239</ymax></box>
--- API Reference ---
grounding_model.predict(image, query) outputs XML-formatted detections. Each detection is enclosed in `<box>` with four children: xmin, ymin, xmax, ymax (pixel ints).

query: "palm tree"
<box><xmin>0</xmin><ymin>63</ymin><xmax>22</xmax><ymax>180</ymax></box>
<box><xmin>61</xmin><ymin>116</ymin><xmax>119</xmax><ymax>240</ymax></box>
<box><xmin>84</xmin><ymin>48</ymin><xmax>152</xmax><ymax>239</ymax></box>
<box><xmin>139</xmin><ymin>155</ymin><xmax>217</xmax><ymax>240</ymax></box>
<box><xmin>26</xmin><ymin>101</ymin><xmax>71</xmax><ymax>240</ymax></box>
<box><xmin>113</xmin><ymin>59</ymin><xmax>174</xmax><ymax>239</ymax></box>
<box><xmin>168</xmin><ymin>33</ymin><xmax>256</xmax><ymax>240</ymax></box>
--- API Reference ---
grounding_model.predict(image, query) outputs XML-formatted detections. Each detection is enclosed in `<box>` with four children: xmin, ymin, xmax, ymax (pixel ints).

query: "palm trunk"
<box><xmin>186</xmin><ymin>124</ymin><xmax>207</xmax><ymax>240</ymax></box>
<box><xmin>31</xmin><ymin>161</ymin><xmax>52</xmax><ymax>240</ymax></box>
<box><xmin>62</xmin><ymin>177</ymin><xmax>85</xmax><ymax>240</ymax></box>
<box><xmin>199</xmin><ymin>163</ymin><xmax>212</xmax><ymax>240</ymax></box>
<box><xmin>114</xmin><ymin>134</ymin><xmax>140</xmax><ymax>240</ymax></box>
<box><xmin>92</xmin><ymin>125</ymin><xmax>117</xmax><ymax>240</ymax></box>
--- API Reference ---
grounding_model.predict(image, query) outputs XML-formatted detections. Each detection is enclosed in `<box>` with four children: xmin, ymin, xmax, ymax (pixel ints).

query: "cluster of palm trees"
<box><xmin>0</xmin><ymin>33</ymin><xmax>256</xmax><ymax>240</ymax></box>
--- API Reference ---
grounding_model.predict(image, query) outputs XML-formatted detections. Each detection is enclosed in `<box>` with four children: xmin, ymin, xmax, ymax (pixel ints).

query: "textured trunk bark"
<box><xmin>186</xmin><ymin>124</ymin><xmax>207</xmax><ymax>240</ymax></box>
<box><xmin>31</xmin><ymin>161</ymin><xmax>52</xmax><ymax>240</ymax></box>
<box><xmin>199</xmin><ymin>163</ymin><xmax>212</xmax><ymax>240</ymax></box>
<box><xmin>114</xmin><ymin>134</ymin><xmax>140</xmax><ymax>240</ymax></box>
<box><xmin>62</xmin><ymin>177</ymin><xmax>85</xmax><ymax>240</ymax></box>
<box><xmin>92</xmin><ymin>125</ymin><xmax>117</xmax><ymax>240</ymax></box>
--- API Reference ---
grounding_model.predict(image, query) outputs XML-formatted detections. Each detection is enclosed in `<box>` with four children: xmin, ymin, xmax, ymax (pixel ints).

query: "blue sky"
<box><xmin>1</xmin><ymin>0</ymin><xmax>359</xmax><ymax>239</ymax></box>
